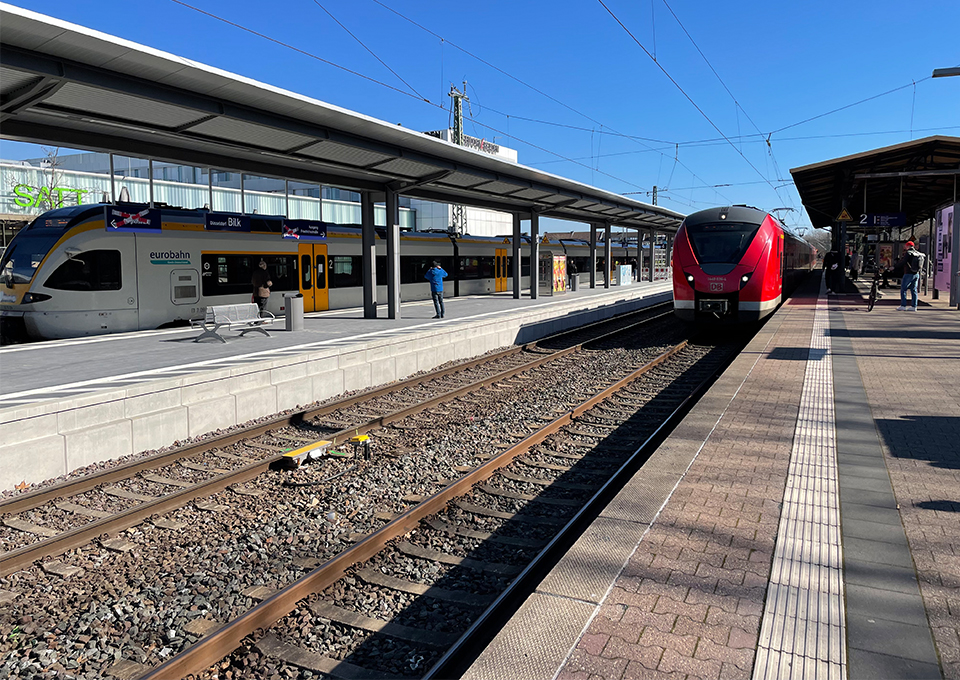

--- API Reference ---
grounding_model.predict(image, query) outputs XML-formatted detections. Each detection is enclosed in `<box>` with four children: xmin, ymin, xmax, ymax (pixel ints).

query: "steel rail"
<box><xmin>425</xmin><ymin>342</ymin><xmax>730</xmax><ymax>678</ymax></box>
<box><xmin>138</xmin><ymin>340</ymin><xmax>688</xmax><ymax>680</ymax></box>
<box><xmin>0</xmin><ymin>310</ymin><xmax>674</xmax><ymax>576</ymax></box>
<box><xmin>1</xmin><ymin>303</ymin><xmax>669</xmax><ymax>516</ymax></box>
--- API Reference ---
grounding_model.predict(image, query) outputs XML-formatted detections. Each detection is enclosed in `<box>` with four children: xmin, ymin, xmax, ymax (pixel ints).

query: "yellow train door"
<box><xmin>495</xmin><ymin>248</ymin><xmax>507</xmax><ymax>292</ymax></box>
<box><xmin>298</xmin><ymin>243</ymin><xmax>328</xmax><ymax>312</ymax></box>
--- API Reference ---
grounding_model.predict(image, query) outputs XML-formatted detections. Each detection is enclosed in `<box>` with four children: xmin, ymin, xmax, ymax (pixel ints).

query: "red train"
<box><xmin>673</xmin><ymin>206</ymin><xmax>816</xmax><ymax>323</ymax></box>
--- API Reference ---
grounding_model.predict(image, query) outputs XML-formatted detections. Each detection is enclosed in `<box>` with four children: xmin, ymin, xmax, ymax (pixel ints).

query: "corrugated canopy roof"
<box><xmin>790</xmin><ymin>136</ymin><xmax>960</xmax><ymax>230</ymax></box>
<box><xmin>0</xmin><ymin>3</ymin><xmax>683</xmax><ymax>232</ymax></box>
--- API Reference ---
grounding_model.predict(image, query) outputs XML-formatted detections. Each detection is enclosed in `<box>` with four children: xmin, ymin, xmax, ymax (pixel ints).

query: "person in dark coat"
<box><xmin>424</xmin><ymin>261</ymin><xmax>448</xmax><ymax>318</ymax></box>
<box><xmin>822</xmin><ymin>251</ymin><xmax>839</xmax><ymax>294</ymax></box>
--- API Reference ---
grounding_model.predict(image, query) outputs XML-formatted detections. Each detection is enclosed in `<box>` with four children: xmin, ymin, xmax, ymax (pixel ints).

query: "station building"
<box><xmin>0</xmin><ymin>129</ymin><xmax>518</xmax><ymax>245</ymax></box>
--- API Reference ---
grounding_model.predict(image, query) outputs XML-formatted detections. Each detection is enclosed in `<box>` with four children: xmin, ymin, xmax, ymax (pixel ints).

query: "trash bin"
<box><xmin>570</xmin><ymin>275</ymin><xmax>580</xmax><ymax>292</ymax></box>
<box><xmin>284</xmin><ymin>292</ymin><xmax>304</xmax><ymax>331</ymax></box>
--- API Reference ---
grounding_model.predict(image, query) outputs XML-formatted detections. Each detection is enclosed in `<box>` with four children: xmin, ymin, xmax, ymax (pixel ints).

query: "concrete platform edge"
<box><xmin>462</xmin><ymin>299</ymin><xmax>795</xmax><ymax>680</ymax></box>
<box><xmin>0</xmin><ymin>287</ymin><xmax>670</xmax><ymax>490</ymax></box>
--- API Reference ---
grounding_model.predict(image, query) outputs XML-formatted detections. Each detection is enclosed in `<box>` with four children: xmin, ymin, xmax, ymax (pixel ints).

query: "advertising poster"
<box><xmin>618</xmin><ymin>264</ymin><xmax>632</xmax><ymax>286</ymax></box>
<box><xmin>104</xmin><ymin>204</ymin><xmax>161</xmax><ymax>233</ymax></box>
<box><xmin>552</xmin><ymin>255</ymin><xmax>567</xmax><ymax>293</ymax></box>
<box><xmin>878</xmin><ymin>243</ymin><xmax>894</xmax><ymax>270</ymax></box>
<box><xmin>935</xmin><ymin>205</ymin><xmax>953</xmax><ymax>292</ymax></box>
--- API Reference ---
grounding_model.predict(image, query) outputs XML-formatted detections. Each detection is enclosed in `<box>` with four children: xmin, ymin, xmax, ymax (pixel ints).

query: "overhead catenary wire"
<box><xmin>370</xmin><ymin>0</ymin><xmax>725</xmax><ymax>202</ymax></box>
<box><xmin>311</xmin><ymin>0</ymin><xmax>427</xmax><ymax>102</ymax></box>
<box><xmin>168</xmin><ymin>0</ymin><xmax>653</xmax><ymax>194</ymax></box>
<box><xmin>596</xmin><ymin>0</ymin><xmax>782</xmax><ymax>201</ymax></box>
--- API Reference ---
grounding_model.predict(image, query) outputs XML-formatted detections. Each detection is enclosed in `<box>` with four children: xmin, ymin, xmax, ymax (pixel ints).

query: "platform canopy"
<box><xmin>0</xmin><ymin>3</ymin><xmax>682</xmax><ymax>232</ymax></box>
<box><xmin>790</xmin><ymin>136</ymin><xmax>960</xmax><ymax>230</ymax></box>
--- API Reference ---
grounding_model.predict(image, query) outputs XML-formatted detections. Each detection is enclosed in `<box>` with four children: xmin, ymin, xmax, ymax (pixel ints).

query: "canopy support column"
<box><xmin>385</xmin><ymin>188</ymin><xmax>400</xmax><ymax>319</ymax></box>
<box><xmin>635</xmin><ymin>229</ymin><xmax>642</xmax><ymax>281</ymax></box>
<box><xmin>530</xmin><ymin>211</ymin><xmax>540</xmax><ymax>299</ymax></box>
<box><xmin>361</xmin><ymin>191</ymin><xmax>377</xmax><ymax>319</ymax></box>
<box><xmin>604</xmin><ymin>223</ymin><xmax>612</xmax><ymax>288</ymax></box>
<box><xmin>648</xmin><ymin>230</ymin><xmax>656</xmax><ymax>281</ymax></box>
<box><xmin>589</xmin><ymin>223</ymin><xmax>598</xmax><ymax>289</ymax></box>
<box><xmin>512</xmin><ymin>213</ymin><xmax>522</xmax><ymax>299</ymax></box>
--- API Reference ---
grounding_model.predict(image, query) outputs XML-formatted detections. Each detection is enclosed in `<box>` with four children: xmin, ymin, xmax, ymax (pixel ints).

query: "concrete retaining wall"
<box><xmin>0</xmin><ymin>287</ymin><xmax>671</xmax><ymax>490</ymax></box>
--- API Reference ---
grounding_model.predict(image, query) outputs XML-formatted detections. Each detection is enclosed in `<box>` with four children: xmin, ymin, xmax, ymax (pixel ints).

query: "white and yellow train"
<box><xmin>0</xmin><ymin>204</ymin><xmax>646</xmax><ymax>342</ymax></box>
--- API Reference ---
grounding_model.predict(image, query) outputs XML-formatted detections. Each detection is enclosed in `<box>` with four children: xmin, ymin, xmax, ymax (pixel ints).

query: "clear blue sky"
<box><xmin>2</xmin><ymin>0</ymin><xmax>958</xmax><ymax>233</ymax></box>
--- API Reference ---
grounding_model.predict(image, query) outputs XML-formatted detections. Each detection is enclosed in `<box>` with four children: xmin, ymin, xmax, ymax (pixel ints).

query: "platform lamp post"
<box><xmin>932</xmin><ymin>66</ymin><xmax>960</xmax><ymax>308</ymax></box>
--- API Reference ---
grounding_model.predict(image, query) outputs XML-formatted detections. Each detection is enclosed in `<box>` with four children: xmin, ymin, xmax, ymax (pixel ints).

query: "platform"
<box><xmin>465</xmin><ymin>276</ymin><xmax>957</xmax><ymax>680</ymax></box>
<box><xmin>0</xmin><ymin>281</ymin><xmax>671</xmax><ymax>490</ymax></box>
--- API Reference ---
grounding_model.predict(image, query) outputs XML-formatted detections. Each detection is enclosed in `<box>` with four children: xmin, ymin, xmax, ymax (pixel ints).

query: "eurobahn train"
<box><xmin>672</xmin><ymin>205</ymin><xmax>816</xmax><ymax>323</ymax></box>
<box><xmin>0</xmin><ymin>203</ymin><xmax>642</xmax><ymax>341</ymax></box>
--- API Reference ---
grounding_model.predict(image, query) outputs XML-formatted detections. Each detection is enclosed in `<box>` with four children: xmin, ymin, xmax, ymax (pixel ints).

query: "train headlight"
<box><xmin>21</xmin><ymin>292</ymin><xmax>52</xmax><ymax>304</ymax></box>
<box><xmin>685</xmin><ymin>273</ymin><xmax>695</xmax><ymax>286</ymax></box>
<box><xmin>739</xmin><ymin>273</ymin><xmax>753</xmax><ymax>289</ymax></box>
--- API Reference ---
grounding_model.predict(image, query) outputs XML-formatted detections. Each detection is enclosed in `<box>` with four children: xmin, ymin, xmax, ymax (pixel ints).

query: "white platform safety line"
<box><xmin>753</xmin><ymin>293</ymin><xmax>846</xmax><ymax>680</ymax></box>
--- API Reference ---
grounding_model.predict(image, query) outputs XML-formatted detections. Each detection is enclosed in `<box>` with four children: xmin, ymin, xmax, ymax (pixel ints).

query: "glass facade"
<box><xmin>0</xmin><ymin>160</ymin><xmax>415</xmax><ymax>229</ymax></box>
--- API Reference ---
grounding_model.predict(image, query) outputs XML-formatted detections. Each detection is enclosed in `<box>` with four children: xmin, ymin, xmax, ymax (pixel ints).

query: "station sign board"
<box><xmin>104</xmin><ymin>204</ymin><xmax>161</xmax><ymax>233</ymax></box>
<box><xmin>860</xmin><ymin>213</ymin><xmax>906</xmax><ymax>227</ymax></box>
<box><xmin>205</xmin><ymin>213</ymin><xmax>251</xmax><ymax>232</ymax></box>
<box><xmin>282</xmin><ymin>220</ymin><xmax>327</xmax><ymax>240</ymax></box>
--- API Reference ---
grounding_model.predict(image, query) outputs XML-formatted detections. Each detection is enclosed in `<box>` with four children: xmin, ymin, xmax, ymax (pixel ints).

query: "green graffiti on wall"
<box><xmin>12</xmin><ymin>184</ymin><xmax>89</xmax><ymax>209</ymax></box>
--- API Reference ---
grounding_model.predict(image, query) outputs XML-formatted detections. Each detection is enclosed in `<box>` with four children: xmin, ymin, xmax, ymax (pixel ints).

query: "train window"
<box><xmin>521</xmin><ymin>256</ymin><xmax>530</xmax><ymax>277</ymax></box>
<box><xmin>400</xmin><ymin>256</ymin><xmax>452</xmax><ymax>284</ymax></box>
<box><xmin>458</xmin><ymin>256</ymin><xmax>495</xmax><ymax>280</ymax></box>
<box><xmin>200</xmin><ymin>253</ymin><xmax>297</xmax><ymax>297</ymax></box>
<box><xmin>44</xmin><ymin>250</ymin><xmax>122</xmax><ymax>291</ymax></box>
<box><xmin>316</xmin><ymin>255</ymin><xmax>326</xmax><ymax>289</ymax></box>
<box><xmin>301</xmin><ymin>254</ymin><xmax>312</xmax><ymax>290</ymax></box>
<box><xmin>685</xmin><ymin>222</ymin><xmax>760</xmax><ymax>264</ymax></box>
<box><xmin>329</xmin><ymin>255</ymin><xmax>363</xmax><ymax>288</ymax></box>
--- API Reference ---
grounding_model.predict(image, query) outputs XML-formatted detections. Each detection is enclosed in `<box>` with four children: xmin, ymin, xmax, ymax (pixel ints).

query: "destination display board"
<box><xmin>282</xmin><ymin>220</ymin><xmax>327</xmax><ymax>240</ymax></box>
<box><xmin>104</xmin><ymin>204</ymin><xmax>161</xmax><ymax>233</ymax></box>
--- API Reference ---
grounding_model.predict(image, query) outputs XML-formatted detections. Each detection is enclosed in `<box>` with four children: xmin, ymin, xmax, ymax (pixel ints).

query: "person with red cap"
<box><xmin>893</xmin><ymin>241</ymin><xmax>925</xmax><ymax>311</ymax></box>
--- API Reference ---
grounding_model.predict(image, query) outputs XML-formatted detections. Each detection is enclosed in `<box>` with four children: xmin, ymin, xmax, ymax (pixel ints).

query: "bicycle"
<box><xmin>867</xmin><ymin>268</ymin><xmax>884</xmax><ymax>312</ymax></box>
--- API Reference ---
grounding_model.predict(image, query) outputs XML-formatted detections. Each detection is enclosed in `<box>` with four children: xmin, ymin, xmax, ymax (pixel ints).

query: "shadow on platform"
<box><xmin>876</xmin><ymin>415</ymin><xmax>960</xmax><ymax>471</ymax></box>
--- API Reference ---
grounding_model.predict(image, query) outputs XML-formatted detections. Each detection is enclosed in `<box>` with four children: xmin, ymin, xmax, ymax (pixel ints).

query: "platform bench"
<box><xmin>193</xmin><ymin>303</ymin><xmax>274</xmax><ymax>343</ymax></box>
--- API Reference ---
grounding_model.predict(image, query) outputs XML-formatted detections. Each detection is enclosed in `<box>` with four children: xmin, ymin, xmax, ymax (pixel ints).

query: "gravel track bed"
<box><xmin>270</xmin><ymin>609</ymin><xmax>439</xmax><ymax>677</ymax></box>
<box><xmin>368</xmin><ymin>542</ymin><xmax>511</xmax><ymax>595</ymax></box>
<box><xmin>404</xmin><ymin>526</ymin><xmax>538</xmax><ymax>566</ymax></box>
<box><xmin>1</xmin><ymin>317</ymin><xmax>704</xmax><ymax>679</ymax></box>
<box><xmin>330</xmin><ymin>579</ymin><xmax>478</xmax><ymax>633</ymax></box>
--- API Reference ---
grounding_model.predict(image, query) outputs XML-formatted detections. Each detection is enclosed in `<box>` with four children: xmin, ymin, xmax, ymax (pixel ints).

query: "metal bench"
<box><xmin>192</xmin><ymin>303</ymin><xmax>274</xmax><ymax>343</ymax></box>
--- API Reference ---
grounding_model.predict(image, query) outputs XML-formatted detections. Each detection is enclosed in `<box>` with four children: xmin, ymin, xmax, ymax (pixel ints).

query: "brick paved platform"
<box><xmin>464</xmin><ymin>275</ymin><xmax>957</xmax><ymax>680</ymax></box>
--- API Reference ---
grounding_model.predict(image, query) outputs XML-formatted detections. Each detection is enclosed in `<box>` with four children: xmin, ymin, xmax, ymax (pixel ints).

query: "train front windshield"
<box><xmin>0</xmin><ymin>231</ymin><xmax>62</xmax><ymax>285</ymax></box>
<box><xmin>684</xmin><ymin>222</ymin><xmax>760</xmax><ymax>265</ymax></box>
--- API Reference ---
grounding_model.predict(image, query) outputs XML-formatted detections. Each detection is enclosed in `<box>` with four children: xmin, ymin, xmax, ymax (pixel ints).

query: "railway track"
<box><xmin>0</xmin><ymin>308</ymin><xmax>747</xmax><ymax>680</ymax></box>
<box><xmin>146</xmin><ymin>338</ymin><xmax>736</xmax><ymax>680</ymax></box>
<box><xmin>0</xmin><ymin>305</ymin><xmax>670</xmax><ymax>577</ymax></box>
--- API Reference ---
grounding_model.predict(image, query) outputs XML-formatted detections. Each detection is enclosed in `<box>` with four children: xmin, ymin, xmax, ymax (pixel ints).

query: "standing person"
<box><xmin>822</xmin><ymin>250</ymin><xmax>839</xmax><ymax>294</ymax></box>
<box><xmin>251</xmin><ymin>258</ymin><xmax>272</xmax><ymax>315</ymax></box>
<box><xmin>424</xmin><ymin>261</ymin><xmax>448</xmax><ymax>318</ymax></box>
<box><xmin>894</xmin><ymin>241</ymin><xmax>925</xmax><ymax>311</ymax></box>
<box><xmin>849</xmin><ymin>250</ymin><xmax>862</xmax><ymax>281</ymax></box>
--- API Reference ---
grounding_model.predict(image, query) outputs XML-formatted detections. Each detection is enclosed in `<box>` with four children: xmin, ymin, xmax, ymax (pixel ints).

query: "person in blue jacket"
<box><xmin>424</xmin><ymin>261</ymin><xmax>448</xmax><ymax>318</ymax></box>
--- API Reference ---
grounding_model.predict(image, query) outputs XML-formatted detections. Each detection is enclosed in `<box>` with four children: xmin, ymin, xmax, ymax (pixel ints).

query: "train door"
<box><xmin>298</xmin><ymin>243</ymin><xmax>328</xmax><ymax>312</ymax></box>
<box><xmin>495</xmin><ymin>248</ymin><xmax>507</xmax><ymax>292</ymax></box>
